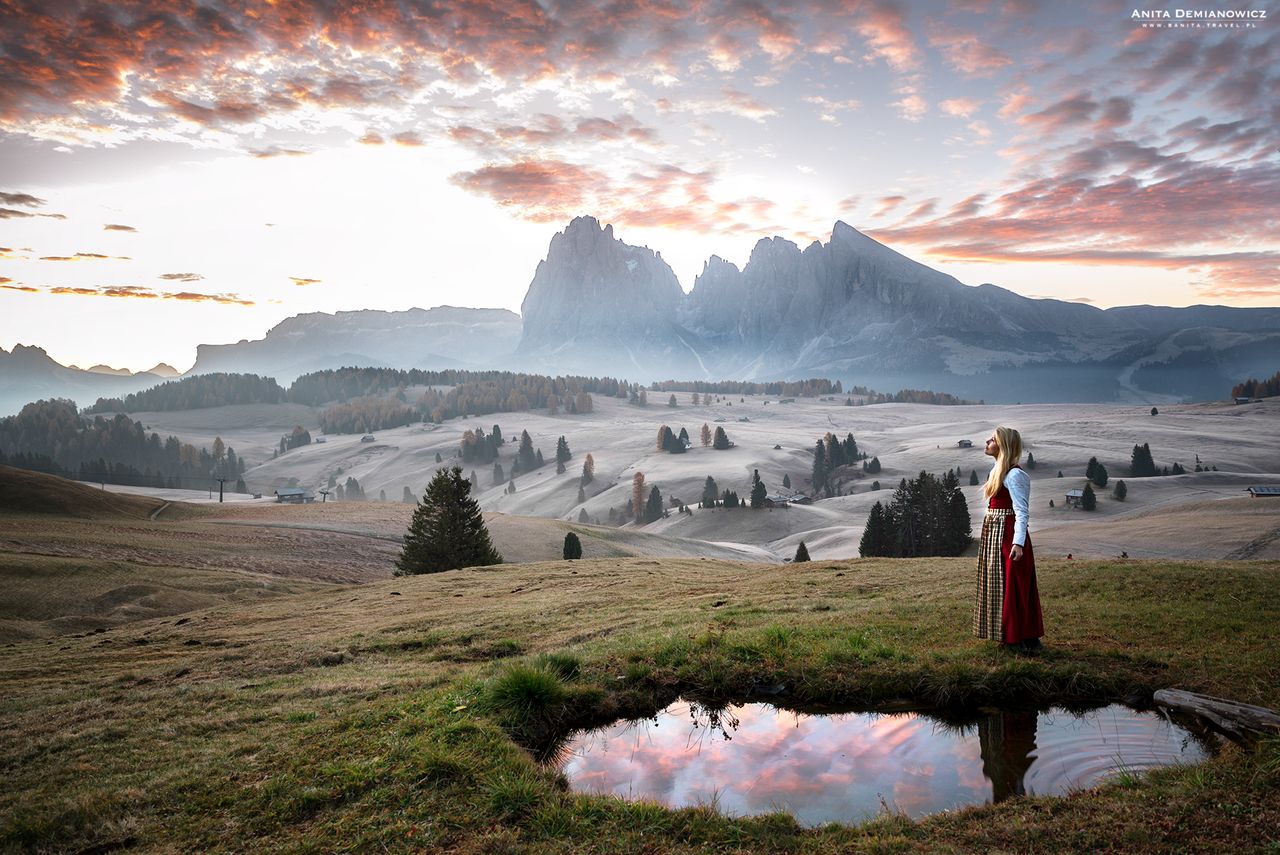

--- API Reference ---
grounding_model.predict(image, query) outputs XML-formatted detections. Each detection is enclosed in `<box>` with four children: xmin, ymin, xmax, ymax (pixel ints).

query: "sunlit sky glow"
<box><xmin>2</xmin><ymin>1</ymin><xmax>1277</xmax><ymax>372</ymax></box>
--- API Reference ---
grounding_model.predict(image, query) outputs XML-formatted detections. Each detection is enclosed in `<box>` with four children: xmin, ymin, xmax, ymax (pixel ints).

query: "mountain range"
<box><xmin>3</xmin><ymin>217</ymin><xmax>1278</xmax><ymax>413</ymax></box>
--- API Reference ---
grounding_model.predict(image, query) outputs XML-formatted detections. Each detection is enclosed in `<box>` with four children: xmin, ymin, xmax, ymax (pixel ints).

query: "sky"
<box><xmin>1</xmin><ymin>0</ymin><xmax>1277</xmax><ymax>373</ymax></box>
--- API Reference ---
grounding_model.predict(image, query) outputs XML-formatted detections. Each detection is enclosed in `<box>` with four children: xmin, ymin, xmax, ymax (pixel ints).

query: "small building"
<box><xmin>790</xmin><ymin>494</ymin><xmax>814</xmax><ymax>505</ymax></box>
<box><xmin>763</xmin><ymin>494</ymin><xmax>791</xmax><ymax>508</ymax></box>
<box><xmin>360</xmin><ymin>434</ymin><xmax>376</xmax><ymax>443</ymax></box>
<box><xmin>275</xmin><ymin>488</ymin><xmax>315</xmax><ymax>504</ymax></box>
<box><xmin>314</xmin><ymin>436</ymin><xmax>326</xmax><ymax>443</ymax></box>
<box><xmin>957</xmin><ymin>439</ymin><xmax>973</xmax><ymax>448</ymax></box>
<box><xmin>1235</xmin><ymin>397</ymin><xmax>1258</xmax><ymax>405</ymax></box>
<box><xmin>1064</xmin><ymin>489</ymin><xmax>1084</xmax><ymax>507</ymax></box>
<box><xmin>1246</xmin><ymin>486</ymin><xmax>1280</xmax><ymax>498</ymax></box>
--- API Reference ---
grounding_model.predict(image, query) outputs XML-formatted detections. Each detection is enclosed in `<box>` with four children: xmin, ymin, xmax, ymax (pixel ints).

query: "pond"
<box><xmin>552</xmin><ymin>700</ymin><xmax>1214</xmax><ymax>825</ymax></box>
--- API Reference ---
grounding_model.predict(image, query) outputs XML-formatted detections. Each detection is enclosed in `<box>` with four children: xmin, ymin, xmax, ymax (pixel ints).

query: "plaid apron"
<box><xmin>974</xmin><ymin>507</ymin><xmax>1013</xmax><ymax>640</ymax></box>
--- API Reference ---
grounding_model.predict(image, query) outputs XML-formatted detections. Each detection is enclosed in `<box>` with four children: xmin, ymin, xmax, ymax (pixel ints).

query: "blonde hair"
<box><xmin>983</xmin><ymin>425</ymin><xmax>1023</xmax><ymax>499</ymax></box>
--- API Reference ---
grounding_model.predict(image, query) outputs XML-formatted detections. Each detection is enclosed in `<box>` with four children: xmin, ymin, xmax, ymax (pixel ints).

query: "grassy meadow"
<box><xmin>3</xmin><ymin>494</ymin><xmax>1279</xmax><ymax>855</ymax></box>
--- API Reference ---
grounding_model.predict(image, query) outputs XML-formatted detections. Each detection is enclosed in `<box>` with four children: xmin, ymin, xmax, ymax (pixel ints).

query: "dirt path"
<box><xmin>149</xmin><ymin>501</ymin><xmax>172</xmax><ymax>521</ymax></box>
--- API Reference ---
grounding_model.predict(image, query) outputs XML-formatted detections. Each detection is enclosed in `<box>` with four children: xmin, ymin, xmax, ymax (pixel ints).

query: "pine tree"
<box><xmin>668</xmin><ymin>394</ymin><xmax>678</xmax><ymax>407</ymax></box>
<box><xmin>581</xmin><ymin>453</ymin><xmax>595</xmax><ymax>485</ymax></box>
<box><xmin>535</xmin><ymin>449</ymin><xmax>544</xmax><ymax>468</ymax></box>
<box><xmin>493</xmin><ymin>461</ymin><xmax>504</xmax><ymax>485</ymax></box>
<box><xmin>713</xmin><ymin>426</ymin><xmax>730</xmax><ymax>449</ymax></box>
<box><xmin>1081</xmin><ymin>482</ymin><xmax>1097</xmax><ymax>511</ymax></box>
<box><xmin>644</xmin><ymin>485</ymin><xmax>663</xmax><ymax>523</ymax></box>
<box><xmin>435</xmin><ymin>452</ymin><xmax>443</xmax><ymax>463</ymax></box>
<box><xmin>379</xmin><ymin>489</ymin><xmax>387</xmax><ymax>501</ymax></box>
<box><xmin>701</xmin><ymin>475</ymin><xmax>719</xmax><ymax>507</ymax></box>
<box><xmin>859</xmin><ymin>502</ymin><xmax>889</xmax><ymax>557</ymax></box>
<box><xmin>563</xmin><ymin>532</ymin><xmax>582</xmax><ymax>560</ymax></box>
<box><xmin>943</xmin><ymin>470</ymin><xmax>972</xmax><ymax>554</ymax></box>
<box><xmin>782</xmin><ymin>473</ymin><xmax>791</xmax><ymax>489</ymax></box>
<box><xmin>866</xmin><ymin>456</ymin><xmax>881</xmax><ymax>474</ymax></box>
<box><xmin>750</xmin><ymin>469</ymin><xmax>767</xmax><ymax>508</ymax></box>
<box><xmin>1026</xmin><ymin>452</ymin><xmax>1036</xmax><ymax>470</ymax></box>
<box><xmin>577</xmin><ymin>484</ymin><xmax>586</xmax><ymax>503</ymax></box>
<box><xmin>657</xmin><ymin>425</ymin><xmax>674</xmax><ymax>451</ymax></box>
<box><xmin>402</xmin><ymin>486</ymin><xmax>415</xmax><ymax>504</ymax></box>
<box><xmin>578</xmin><ymin>508</ymin><xmax>589</xmax><ymax>523</ymax></box>
<box><xmin>969</xmin><ymin>469</ymin><xmax>979</xmax><ymax>486</ymax></box>
<box><xmin>395</xmin><ymin>466</ymin><xmax>502</xmax><ymax>575</ymax></box>
<box><xmin>678</xmin><ymin>427</ymin><xmax>690</xmax><ymax>447</ymax></box>
<box><xmin>793</xmin><ymin>541</ymin><xmax>810</xmax><ymax>563</ymax></box>
<box><xmin>1092</xmin><ymin>462</ymin><xmax>1108</xmax><ymax>487</ymax></box>
<box><xmin>811</xmin><ymin>439</ymin><xmax>827</xmax><ymax>493</ymax></box>
<box><xmin>556</xmin><ymin>436</ymin><xmax>571</xmax><ymax>466</ymax></box>
<box><xmin>701</xmin><ymin>423</ymin><xmax>712</xmax><ymax>447</ymax></box>
<box><xmin>1086</xmin><ymin>457</ymin><xmax>1099</xmax><ymax>482</ymax></box>
<box><xmin>518</xmin><ymin>430</ymin><xmax>536</xmax><ymax>471</ymax></box>
<box><xmin>1114</xmin><ymin>480</ymin><xmax>1127</xmax><ymax>501</ymax></box>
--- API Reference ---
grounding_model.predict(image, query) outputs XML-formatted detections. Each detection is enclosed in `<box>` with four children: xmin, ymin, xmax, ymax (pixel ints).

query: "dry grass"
<box><xmin>1</xmin><ymin>468</ymin><xmax>1278</xmax><ymax>852</ymax></box>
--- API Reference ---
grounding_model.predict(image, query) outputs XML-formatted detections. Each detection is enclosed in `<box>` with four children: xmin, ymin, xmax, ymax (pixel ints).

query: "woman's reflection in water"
<box><xmin>979</xmin><ymin>709</ymin><xmax>1038</xmax><ymax>801</ymax></box>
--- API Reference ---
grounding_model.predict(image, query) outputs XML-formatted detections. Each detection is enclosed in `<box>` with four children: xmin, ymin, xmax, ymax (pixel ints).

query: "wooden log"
<box><xmin>1153</xmin><ymin>689</ymin><xmax>1280</xmax><ymax>737</ymax></box>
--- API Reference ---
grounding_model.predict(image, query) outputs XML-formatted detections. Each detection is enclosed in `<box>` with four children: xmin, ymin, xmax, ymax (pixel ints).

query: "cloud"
<box><xmin>249</xmin><ymin>146</ymin><xmax>309</xmax><ymax>158</ymax></box>
<box><xmin>450</xmin><ymin>160</ymin><xmax>607</xmax><ymax>222</ymax></box>
<box><xmin>37</xmin><ymin>252</ymin><xmax>129</xmax><ymax>261</ymax></box>
<box><xmin>289</xmin><ymin>277</ymin><xmax>321</xmax><ymax>286</ymax></box>
<box><xmin>939</xmin><ymin>97</ymin><xmax>981</xmax><ymax>119</ymax></box>
<box><xmin>1020</xmin><ymin>93</ymin><xmax>1098</xmax><ymax>132</ymax></box>
<box><xmin>802</xmin><ymin>95</ymin><xmax>860</xmax><ymax>123</ymax></box>
<box><xmin>0</xmin><ymin>191</ymin><xmax>44</xmax><ymax>206</ymax></box>
<box><xmin>160</xmin><ymin>273</ymin><xmax>204</xmax><ymax>282</ymax></box>
<box><xmin>1</xmin><ymin>282</ymin><xmax>40</xmax><ymax>293</ymax></box>
<box><xmin>392</xmin><ymin>131</ymin><xmax>424</xmax><ymax>147</ymax></box>
<box><xmin>927</xmin><ymin>29</ymin><xmax>1013</xmax><ymax>77</ymax></box>
<box><xmin>41</xmin><ymin>283</ymin><xmax>254</xmax><ymax>304</ymax></box>
<box><xmin>152</xmin><ymin>91</ymin><xmax>268</xmax><ymax>126</ymax></box>
<box><xmin>358</xmin><ymin>131</ymin><xmax>385</xmax><ymax>145</ymax></box>
<box><xmin>103</xmin><ymin>223</ymin><xmax>137</xmax><ymax>232</ymax></box>
<box><xmin>855</xmin><ymin>0</ymin><xmax>921</xmax><ymax>72</ymax></box>
<box><xmin>874</xmin><ymin>195</ymin><xmax>906</xmax><ymax>217</ymax></box>
<box><xmin>1</xmin><ymin>207</ymin><xmax>66</xmax><ymax>220</ymax></box>
<box><xmin>892</xmin><ymin>93</ymin><xmax>927</xmax><ymax>121</ymax></box>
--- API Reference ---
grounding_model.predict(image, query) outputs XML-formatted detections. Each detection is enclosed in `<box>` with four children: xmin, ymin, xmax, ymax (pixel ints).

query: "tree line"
<box><xmin>86</xmin><ymin>373</ymin><xmax>287</xmax><ymax>413</ymax></box>
<box><xmin>1231</xmin><ymin>371</ymin><xmax>1280</xmax><ymax>399</ymax></box>
<box><xmin>0</xmin><ymin>399</ymin><xmax>245</xmax><ymax>489</ymax></box>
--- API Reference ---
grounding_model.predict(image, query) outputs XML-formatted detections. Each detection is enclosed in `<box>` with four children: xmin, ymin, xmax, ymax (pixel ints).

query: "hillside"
<box><xmin>0</xmin><ymin>464</ymin><xmax>167</xmax><ymax>519</ymax></box>
<box><xmin>1</xmin><ymin>550</ymin><xmax>1277</xmax><ymax>852</ymax></box>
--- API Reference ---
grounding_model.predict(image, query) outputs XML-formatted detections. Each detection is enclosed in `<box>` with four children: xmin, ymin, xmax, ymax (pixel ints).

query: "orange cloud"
<box><xmin>41</xmin><ymin>283</ymin><xmax>254</xmax><ymax>305</ymax></box>
<box><xmin>2</xmin><ymin>282</ymin><xmax>39</xmax><ymax>292</ymax></box>
<box><xmin>289</xmin><ymin>277</ymin><xmax>321</xmax><ymax>286</ymax></box>
<box><xmin>103</xmin><ymin>223</ymin><xmax>137</xmax><ymax>232</ymax></box>
<box><xmin>159</xmin><ymin>273</ymin><xmax>204</xmax><ymax>282</ymax></box>
<box><xmin>392</xmin><ymin>131</ymin><xmax>424</xmax><ymax>146</ymax></box>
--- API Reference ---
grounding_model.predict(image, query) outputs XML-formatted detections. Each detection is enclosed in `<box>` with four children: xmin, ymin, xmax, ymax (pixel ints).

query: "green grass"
<box><xmin>1</xmin><ymin>554</ymin><xmax>1278</xmax><ymax>853</ymax></box>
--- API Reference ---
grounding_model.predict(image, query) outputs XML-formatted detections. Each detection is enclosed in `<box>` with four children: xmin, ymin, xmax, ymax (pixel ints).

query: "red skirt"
<box><xmin>1000</xmin><ymin>522</ymin><xmax>1044</xmax><ymax>644</ymax></box>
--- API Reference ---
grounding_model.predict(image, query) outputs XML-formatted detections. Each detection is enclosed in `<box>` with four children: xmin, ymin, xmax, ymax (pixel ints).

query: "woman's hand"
<box><xmin>1010</xmin><ymin>544</ymin><xmax>1024</xmax><ymax>562</ymax></box>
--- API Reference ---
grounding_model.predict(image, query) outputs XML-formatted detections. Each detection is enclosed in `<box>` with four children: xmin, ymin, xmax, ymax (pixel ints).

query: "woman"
<box><xmin>974</xmin><ymin>426</ymin><xmax>1044</xmax><ymax>653</ymax></box>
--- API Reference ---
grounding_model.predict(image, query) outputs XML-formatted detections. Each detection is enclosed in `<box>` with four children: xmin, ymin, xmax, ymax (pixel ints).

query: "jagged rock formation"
<box><xmin>516</xmin><ymin>216</ymin><xmax>699</xmax><ymax>375</ymax></box>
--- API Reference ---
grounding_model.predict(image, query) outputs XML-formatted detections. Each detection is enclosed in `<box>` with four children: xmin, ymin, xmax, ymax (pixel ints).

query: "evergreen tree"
<box><xmin>866</xmin><ymin>456</ymin><xmax>881</xmax><ymax>474</ymax></box>
<box><xmin>644</xmin><ymin>485</ymin><xmax>664</xmax><ymax>523</ymax></box>
<box><xmin>577</xmin><ymin>484</ymin><xmax>586</xmax><ymax>503</ymax></box>
<box><xmin>750</xmin><ymin>469</ymin><xmax>767</xmax><ymax>508</ymax></box>
<box><xmin>535</xmin><ymin>449</ymin><xmax>544</xmax><ymax>468</ymax></box>
<box><xmin>1058</xmin><ymin>470</ymin><xmax>1063</xmax><ymax>477</ymax></box>
<box><xmin>379</xmin><ymin>489</ymin><xmax>387</xmax><ymax>502</ymax></box>
<box><xmin>713</xmin><ymin>426</ymin><xmax>730</xmax><ymax>449</ymax></box>
<box><xmin>678</xmin><ymin>427</ymin><xmax>690</xmax><ymax>447</ymax></box>
<box><xmin>493</xmin><ymin>461</ymin><xmax>504</xmax><ymax>485</ymax></box>
<box><xmin>1151</xmin><ymin>407</ymin><xmax>1158</xmax><ymax>416</ymax></box>
<box><xmin>969</xmin><ymin>469</ymin><xmax>979</xmax><ymax>486</ymax></box>
<box><xmin>581</xmin><ymin>453</ymin><xmax>595</xmax><ymax>485</ymax></box>
<box><xmin>1171</xmin><ymin>461</ymin><xmax>1185</xmax><ymax>475</ymax></box>
<box><xmin>492</xmin><ymin>425</ymin><xmax>503</xmax><ymax>444</ymax></box>
<box><xmin>563</xmin><ymin>532</ymin><xmax>582</xmax><ymax>560</ymax></box>
<box><xmin>657</xmin><ymin>425</ymin><xmax>674</xmax><ymax>451</ymax></box>
<box><xmin>1026</xmin><ymin>452</ymin><xmax>1036</xmax><ymax>470</ymax></box>
<box><xmin>701</xmin><ymin>423</ymin><xmax>712</xmax><ymax>447</ymax></box>
<box><xmin>943</xmin><ymin>470</ymin><xmax>972</xmax><ymax>554</ymax></box>
<box><xmin>518</xmin><ymin>429</ymin><xmax>536</xmax><ymax>471</ymax></box>
<box><xmin>811</xmin><ymin>439</ymin><xmax>827</xmax><ymax>493</ymax></box>
<box><xmin>1092</xmin><ymin>462</ymin><xmax>1108</xmax><ymax>487</ymax></box>
<box><xmin>701</xmin><ymin>475</ymin><xmax>719</xmax><ymax>507</ymax></box>
<box><xmin>435</xmin><ymin>452</ymin><xmax>443</xmax><ymax>463</ymax></box>
<box><xmin>1130</xmin><ymin>443</ymin><xmax>1157</xmax><ymax>477</ymax></box>
<box><xmin>1114</xmin><ymin>480</ymin><xmax>1127</xmax><ymax>501</ymax></box>
<box><xmin>793</xmin><ymin>541</ymin><xmax>810</xmax><ymax>563</ymax></box>
<box><xmin>395</xmin><ymin>466</ymin><xmax>502</xmax><ymax>575</ymax></box>
<box><xmin>1081</xmin><ymin>482</ymin><xmax>1097</xmax><ymax>511</ymax></box>
<box><xmin>1086</xmin><ymin>456</ymin><xmax>1099</xmax><ymax>482</ymax></box>
<box><xmin>578</xmin><ymin>508</ymin><xmax>589</xmax><ymax>523</ymax></box>
<box><xmin>859</xmin><ymin>502</ymin><xmax>890</xmax><ymax>557</ymax></box>
<box><xmin>235</xmin><ymin>476</ymin><xmax>246</xmax><ymax>493</ymax></box>
<box><xmin>556</xmin><ymin>435</ymin><xmax>571</xmax><ymax>466</ymax></box>
<box><xmin>871</xmin><ymin>480</ymin><xmax>880</xmax><ymax>490</ymax></box>
<box><xmin>668</xmin><ymin>394</ymin><xmax>678</xmax><ymax>407</ymax></box>
<box><xmin>782</xmin><ymin>473</ymin><xmax>791</xmax><ymax>490</ymax></box>
<box><xmin>345</xmin><ymin>476</ymin><xmax>365</xmax><ymax>501</ymax></box>
<box><xmin>403</xmin><ymin>486</ymin><xmax>415</xmax><ymax>504</ymax></box>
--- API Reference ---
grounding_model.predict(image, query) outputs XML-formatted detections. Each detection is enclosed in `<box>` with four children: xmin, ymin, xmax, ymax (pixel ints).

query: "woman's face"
<box><xmin>984</xmin><ymin>434</ymin><xmax>999</xmax><ymax>458</ymax></box>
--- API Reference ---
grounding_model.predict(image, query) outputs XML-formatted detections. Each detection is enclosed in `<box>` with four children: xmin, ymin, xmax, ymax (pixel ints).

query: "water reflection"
<box><xmin>554</xmin><ymin>701</ymin><xmax>1212</xmax><ymax>825</ymax></box>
